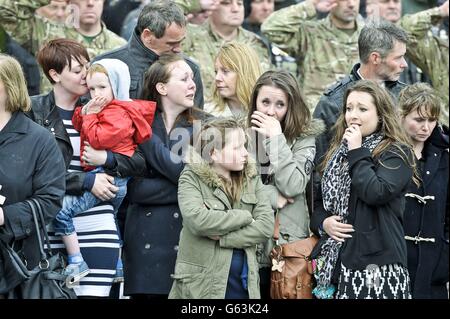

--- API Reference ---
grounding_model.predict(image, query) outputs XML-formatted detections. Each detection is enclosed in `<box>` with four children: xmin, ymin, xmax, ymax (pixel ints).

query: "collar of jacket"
<box><xmin>350</xmin><ymin>63</ymin><xmax>405</xmax><ymax>89</ymax></box>
<box><xmin>66</xmin><ymin>22</ymin><xmax>108</xmax><ymax>45</ymax></box>
<box><xmin>27</xmin><ymin>90</ymin><xmax>57</xmax><ymax>124</ymax></box>
<box><xmin>29</xmin><ymin>91</ymin><xmax>85</xmax><ymax>122</ymax></box>
<box><xmin>129</xmin><ymin>28</ymin><xmax>159</xmax><ymax>63</ymax></box>
<box><xmin>1</xmin><ymin>111</ymin><xmax>28</xmax><ymax>134</ymax></box>
<box><xmin>427</xmin><ymin>125</ymin><xmax>449</xmax><ymax>151</ymax></box>
<box><xmin>184</xmin><ymin>145</ymin><xmax>257</xmax><ymax>189</ymax></box>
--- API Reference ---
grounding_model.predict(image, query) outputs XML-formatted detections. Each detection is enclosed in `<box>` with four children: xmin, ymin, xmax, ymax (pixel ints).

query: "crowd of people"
<box><xmin>0</xmin><ymin>0</ymin><xmax>448</xmax><ymax>300</ymax></box>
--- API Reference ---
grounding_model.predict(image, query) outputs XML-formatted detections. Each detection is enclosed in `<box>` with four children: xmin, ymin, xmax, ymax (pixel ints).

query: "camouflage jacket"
<box><xmin>0</xmin><ymin>0</ymin><xmax>65</xmax><ymax>55</ymax></box>
<box><xmin>400</xmin><ymin>7</ymin><xmax>449</xmax><ymax>127</ymax></box>
<box><xmin>182</xmin><ymin>21</ymin><xmax>271</xmax><ymax>102</ymax></box>
<box><xmin>0</xmin><ymin>0</ymin><xmax>126</xmax><ymax>94</ymax></box>
<box><xmin>261</xmin><ymin>1</ymin><xmax>364</xmax><ymax>110</ymax></box>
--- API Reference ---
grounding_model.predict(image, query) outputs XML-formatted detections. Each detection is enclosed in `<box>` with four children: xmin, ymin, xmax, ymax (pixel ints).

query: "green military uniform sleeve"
<box><xmin>400</xmin><ymin>7</ymin><xmax>449</xmax><ymax>127</ymax></box>
<box><xmin>261</xmin><ymin>0</ymin><xmax>317</xmax><ymax>57</ymax></box>
<box><xmin>262</xmin><ymin>1</ymin><xmax>361</xmax><ymax>111</ymax></box>
<box><xmin>174</xmin><ymin>0</ymin><xmax>201</xmax><ymax>14</ymax></box>
<box><xmin>400</xmin><ymin>7</ymin><xmax>443</xmax><ymax>39</ymax></box>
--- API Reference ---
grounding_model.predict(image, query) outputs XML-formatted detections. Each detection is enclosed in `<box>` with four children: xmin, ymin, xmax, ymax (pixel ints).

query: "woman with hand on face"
<box><xmin>248</xmin><ymin>70</ymin><xmax>325</xmax><ymax>298</ymax></box>
<box><xmin>310</xmin><ymin>80</ymin><xmax>416</xmax><ymax>299</ymax></box>
<box><xmin>204</xmin><ymin>42</ymin><xmax>262</xmax><ymax>117</ymax></box>
<box><xmin>399</xmin><ymin>83</ymin><xmax>449</xmax><ymax>299</ymax></box>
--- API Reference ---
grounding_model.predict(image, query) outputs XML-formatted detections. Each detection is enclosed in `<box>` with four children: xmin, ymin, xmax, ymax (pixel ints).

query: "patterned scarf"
<box><xmin>313</xmin><ymin>133</ymin><xmax>383</xmax><ymax>299</ymax></box>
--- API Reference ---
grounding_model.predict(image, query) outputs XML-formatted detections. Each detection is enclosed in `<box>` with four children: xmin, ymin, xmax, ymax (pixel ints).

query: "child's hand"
<box><xmin>83</xmin><ymin>142</ymin><xmax>107</xmax><ymax>166</ymax></box>
<box><xmin>83</xmin><ymin>96</ymin><xmax>108</xmax><ymax>115</ymax></box>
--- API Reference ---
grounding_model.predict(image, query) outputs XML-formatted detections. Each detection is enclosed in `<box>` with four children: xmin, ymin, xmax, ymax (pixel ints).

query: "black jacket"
<box><xmin>404</xmin><ymin>126</ymin><xmax>449</xmax><ymax>299</ymax></box>
<box><xmin>124</xmin><ymin>109</ymin><xmax>210</xmax><ymax>295</ymax></box>
<box><xmin>0</xmin><ymin>112</ymin><xmax>65</xmax><ymax>269</ymax></box>
<box><xmin>27</xmin><ymin>91</ymin><xmax>146</xmax><ymax>196</ymax></box>
<box><xmin>94</xmin><ymin>28</ymin><xmax>204</xmax><ymax>108</ymax></box>
<box><xmin>313</xmin><ymin>63</ymin><xmax>406</xmax><ymax>166</ymax></box>
<box><xmin>311</xmin><ymin>145</ymin><xmax>413</xmax><ymax>271</ymax></box>
<box><xmin>3</xmin><ymin>32</ymin><xmax>40</xmax><ymax>96</ymax></box>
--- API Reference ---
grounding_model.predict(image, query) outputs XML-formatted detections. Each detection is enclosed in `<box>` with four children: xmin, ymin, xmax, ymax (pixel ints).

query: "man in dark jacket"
<box><xmin>1</xmin><ymin>25</ymin><xmax>40</xmax><ymax>95</ymax></box>
<box><xmin>95</xmin><ymin>0</ymin><xmax>204</xmax><ymax>108</ymax></box>
<box><xmin>313</xmin><ymin>20</ymin><xmax>409</xmax><ymax>167</ymax></box>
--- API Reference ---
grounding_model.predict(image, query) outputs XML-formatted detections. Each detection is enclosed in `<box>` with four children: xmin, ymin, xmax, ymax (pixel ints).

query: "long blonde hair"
<box><xmin>0</xmin><ymin>54</ymin><xmax>30</xmax><ymax>112</ymax></box>
<box><xmin>211</xmin><ymin>42</ymin><xmax>262</xmax><ymax>114</ymax></box>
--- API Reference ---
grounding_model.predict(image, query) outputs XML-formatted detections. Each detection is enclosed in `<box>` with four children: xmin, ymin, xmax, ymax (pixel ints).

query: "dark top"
<box><xmin>1</xmin><ymin>29</ymin><xmax>40</xmax><ymax>96</ymax></box>
<box><xmin>311</xmin><ymin>144</ymin><xmax>413</xmax><ymax>270</ymax></box>
<box><xmin>0</xmin><ymin>111</ymin><xmax>65</xmax><ymax>268</ymax></box>
<box><xmin>404</xmin><ymin>126</ymin><xmax>449</xmax><ymax>298</ymax></box>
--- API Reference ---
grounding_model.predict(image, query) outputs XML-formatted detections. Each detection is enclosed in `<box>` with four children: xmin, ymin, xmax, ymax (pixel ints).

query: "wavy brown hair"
<box><xmin>398</xmin><ymin>82</ymin><xmax>441</xmax><ymax>122</ymax></box>
<box><xmin>321</xmin><ymin>80</ymin><xmax>417</xmax><ymax>183</ymax></box>
<box><xmin>247</xmin><ymin>70</ymin><xmax>311</xmax><ymax>144</ymax></box>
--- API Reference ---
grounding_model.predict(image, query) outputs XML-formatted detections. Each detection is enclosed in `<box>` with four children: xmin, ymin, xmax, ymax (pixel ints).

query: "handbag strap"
<box><xmin>25</xmin><ymin>199</ymin><xmax>52</xmax><ymax>266</ymax></box>
<box><xmin>273</xmin><ymin>210</ymin><xmax>280</xmax><ymax>243</ymax></box>
<box><xmin>30</xmin><ymin>198</ymin><xmax>54</xmax><ymax>256</ymax></box>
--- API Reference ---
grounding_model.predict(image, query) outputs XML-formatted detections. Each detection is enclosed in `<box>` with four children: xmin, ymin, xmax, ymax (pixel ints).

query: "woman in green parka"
<box><xmin>169</xmin><ymin>117</ymin><xmax>274</xmax><ymax>299</ymax></box>
<box><xmin>248</xmin><ymin>70</ymin><xmax>325</xmax><ymax>298</ymax></box>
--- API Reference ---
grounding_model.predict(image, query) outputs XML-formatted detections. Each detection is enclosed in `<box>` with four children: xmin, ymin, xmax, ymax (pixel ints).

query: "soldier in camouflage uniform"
<box><xmin>0</xmin><ymin>0</ymin><xmax>126</xmax><ymax>94</ymax></box>
<box><xmin>400</xmin><ymin>1</ymin><xmax>449</xmax><ymax>127</ymax></box>
<box><xmin>262</xmin><ymin>0</ymin><xmax>364</xmax><ymax>111</ymax></box>
<box><xmin>181</xmin><ymin>0</ymin><xmax>271</xmax><ymax>102</ymax></box>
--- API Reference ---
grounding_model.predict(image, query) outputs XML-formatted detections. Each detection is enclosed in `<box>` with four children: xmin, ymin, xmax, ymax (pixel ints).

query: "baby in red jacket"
<box><xmin>54</xmin><ymin>59</ymin><xmax>156</xmax><ymax>285</ymax></box>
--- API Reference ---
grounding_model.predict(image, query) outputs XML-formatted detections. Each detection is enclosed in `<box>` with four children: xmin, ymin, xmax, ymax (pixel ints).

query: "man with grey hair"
<box><xmin>95</xmin><ymin>0</ymin><xmax>204</xmax><ymax>107</ymax></box>
<box><xmin>312</xmin><ymin>20</ymin><xmax>408</xmax><ymax>167</ymax></box>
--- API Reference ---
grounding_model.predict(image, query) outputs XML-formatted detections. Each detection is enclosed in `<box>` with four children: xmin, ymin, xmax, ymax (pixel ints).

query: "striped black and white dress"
<box><xmin>48</xmin><ymin>107</ymin><xmax>120</xmax><ymax>297</ymax></box>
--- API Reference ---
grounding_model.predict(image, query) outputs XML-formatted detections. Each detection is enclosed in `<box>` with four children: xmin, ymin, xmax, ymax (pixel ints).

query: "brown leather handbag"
<box><xmin>270</xmin><ymin>215</ymin><xmax>319</xmax><ymax>299</ymax></box>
